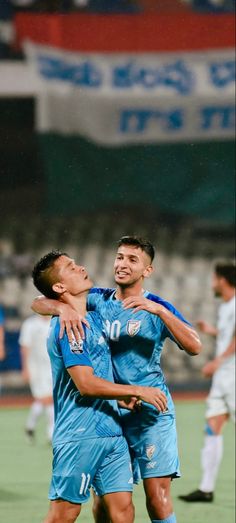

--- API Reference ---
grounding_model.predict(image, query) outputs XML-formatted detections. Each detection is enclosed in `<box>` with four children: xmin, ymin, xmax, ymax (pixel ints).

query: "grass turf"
<box><xmin>0</xmin><ymin>400</ymin><xmax>234</xmax><ymax>523</ymax></box>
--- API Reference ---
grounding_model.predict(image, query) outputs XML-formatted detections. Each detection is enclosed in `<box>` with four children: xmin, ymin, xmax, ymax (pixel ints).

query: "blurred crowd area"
<box><xmin>0</xmin><ymin>0</ymin><xmax>234</xmax><ymax>392</ymax></box>
<box><xmin>0</xmin><ymin>212</ymin><xmax>234</xmax><ymax>392</ymax></box>
<box><xmin>0</xmin><ymin>0</ymin><xmax>235</xmax><ymax>59</ymax></box>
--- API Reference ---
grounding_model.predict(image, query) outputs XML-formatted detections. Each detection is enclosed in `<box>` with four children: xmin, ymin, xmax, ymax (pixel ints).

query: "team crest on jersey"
<box><xmin>126</xmin><ymin>320</ymin><xmax>141</xmax><ymax>337</ymax></box>
<box><xmin>69</xmin><ymin>335</ymin><xmax>84</xmax><ymax>354</ymax></box>
<box><xmin>146</xmin><ymin>444</ymin><xmax>156</xmax><ymax>460</ymax></box>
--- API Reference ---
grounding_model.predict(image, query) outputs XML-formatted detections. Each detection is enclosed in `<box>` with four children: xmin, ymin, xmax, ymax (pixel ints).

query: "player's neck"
<box><xmin>115</xmin><ymin>283</ymin><xmax>144</xmax><ymax>300</ymax></box>
<box><xmin>222</xmin><ymin>287</ymin><xmax>235</xmax><ymax>302</ymax></box>
<box><xmin>60</xmin><ymin>291</ymin><xmax>88</xmax><ymax>316</ymax></box>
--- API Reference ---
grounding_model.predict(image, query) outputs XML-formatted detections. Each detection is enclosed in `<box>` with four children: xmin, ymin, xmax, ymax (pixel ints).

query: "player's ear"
<box><xmin>143</xmin><ymin>265</ymin><xmax>153</xmax><ymax>279</ymax></box>
<box><xmin>52</xmin><ymin>282</ymin><xmax>66</xmax><ymax>296</ymax></box>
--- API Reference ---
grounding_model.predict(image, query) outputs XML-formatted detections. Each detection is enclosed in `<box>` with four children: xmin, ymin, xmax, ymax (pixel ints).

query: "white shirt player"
<box><xmin>19</xmin><ymin>315</ymin><xmax>52</xmax><ymax>399</ymax></box>
<box><xmin>215</xmin><ymin>295</ymin><xmax>235</xmax><ymax>374</ymax></box>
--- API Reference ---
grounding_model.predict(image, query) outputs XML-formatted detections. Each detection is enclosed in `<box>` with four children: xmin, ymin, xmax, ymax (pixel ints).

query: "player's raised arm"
<box><xmin>68</xmin><ymin>365</ymin><xmax>168</xmax><ymax>412</ymax></box>
<box><xmin>32</xmin><ymin>296</ymin><xmax>89</xmax><ymax>341</ymax></box>
<box><xmin>123</xmin><ymin>296</ymin><xmax>202</xmax><ymax>356</ymax></box>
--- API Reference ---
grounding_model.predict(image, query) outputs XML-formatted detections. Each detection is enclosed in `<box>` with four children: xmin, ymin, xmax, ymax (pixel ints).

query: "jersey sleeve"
<box><xmin>147</xmin><ymin>293</ymin><xmax>192</xmax><ymax>343</ymax></box>
<box><xmin>57</xmin><ymin>328</ymin><xmax>93</xmax><ymax>369</ymax></box>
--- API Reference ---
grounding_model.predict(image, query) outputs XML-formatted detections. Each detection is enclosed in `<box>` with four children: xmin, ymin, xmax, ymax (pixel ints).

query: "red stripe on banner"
<box><xmin>15</xmin><ymin>13</ymin><xmax>235</xmax><ymax>52</ymax></box>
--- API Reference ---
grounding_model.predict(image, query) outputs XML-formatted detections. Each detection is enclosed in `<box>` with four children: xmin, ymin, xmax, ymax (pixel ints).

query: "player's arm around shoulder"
<box><xmin>123</xmin><ymin>295</ymin><xmax>202</xmax><ymax>356</ymax></box>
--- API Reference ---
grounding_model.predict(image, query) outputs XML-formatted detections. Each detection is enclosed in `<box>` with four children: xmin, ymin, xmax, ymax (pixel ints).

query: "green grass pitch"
<box><xmin>0</xmin><ymin>400</ymin><xmax>235</xmax><ymax>523</ymax></box>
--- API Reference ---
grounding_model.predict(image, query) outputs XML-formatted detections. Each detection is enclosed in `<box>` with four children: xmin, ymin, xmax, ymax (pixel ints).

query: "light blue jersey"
<box><xmin>47</xmin><ymin>310</ymin><xmax>134</xmax><ymax>503</ymax></box>
<box><xmin>87</xmin><ymin>288</ymin><xmax>190</xmax><ymax>479</ymax></box>
<box><xmin>47</xmin><ymin>310</ymin><xmax>122</xmax><ymax>446</ymax></box>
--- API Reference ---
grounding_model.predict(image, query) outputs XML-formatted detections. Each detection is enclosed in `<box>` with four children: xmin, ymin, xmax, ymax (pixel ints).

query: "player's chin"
<box><xmin>85</xmin><ymin>279</ymin><xmax>93</xmax><ymax>290</ymax></box>
<box><xmin>115</xmin><ymin>277</ymin><xmax>131</xmax><ymax>287</ymax></box>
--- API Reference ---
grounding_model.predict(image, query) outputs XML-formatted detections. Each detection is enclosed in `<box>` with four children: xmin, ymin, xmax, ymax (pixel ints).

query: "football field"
<box><xmin>0</xmin><ymin>400</ymin><xmax>234</xmax><ymax>523</ymax></box>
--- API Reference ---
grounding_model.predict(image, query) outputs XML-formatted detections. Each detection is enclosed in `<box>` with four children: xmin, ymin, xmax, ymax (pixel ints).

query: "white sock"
<box><xmin>45</xmin><ymin>404</ymin><xmax>54</xmax><ymax>441</ymax></box>
<box><xmin>26</xmin><ymin>401</ymin><xmax>43</xmax><ymax>431</ymax></box>
<box><xmin>199</xmin><ymin>434</ymin><xmax>223</xmax><ymax>492</ymax></box>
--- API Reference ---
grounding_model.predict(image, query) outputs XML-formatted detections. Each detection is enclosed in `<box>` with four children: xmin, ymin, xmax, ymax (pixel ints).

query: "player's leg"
<box><xmin>43</xmin><ymin>499</ymin><xmax>81</xmax><ymax>523</ymax></box>
<box><xmin>143</xmin><ymin>476</ymin><xmax>176</xmax><ymax>522</ymax></box>
<box><xmin>179</xmin><ymin>374</ymin><xmax>235</xmax><ymax>503</ymax></box>
<box><xmin>25</xmin><ymin>398</ymin><xmax>43</xmax><ymax>442</ymax></box>
<box><xmin>103</xmin><ymin>491</ymin><xmax>134</xmax><ymax>523</ymax></box>
<box><xmin>92</xmin><ymin>492</ymin><xmax>110</xmax><ymax>523</ymax></box>
<box><xmin>93</xmin><ymin>436</ymin><xmax>134</xmax><ymax>523</ymax></box>
<box><xmin>41</xmin><ymin>395</ymin><xmax>54</xmax><ymax>442</ymax></box>
<box><xmin>199</xmin><ymin>413</ymin><xmax>228</xmax><ymax>494</ymax></box>
<box><xmin>125</xmin><ymin>412</ymin><xmax>179</xmax><ymax>522</ymax></box>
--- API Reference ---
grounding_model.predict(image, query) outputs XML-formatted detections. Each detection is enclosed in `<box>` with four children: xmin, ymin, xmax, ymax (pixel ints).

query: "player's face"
<box><xmin>53</xmin><ymin>255</ymin><xmax>93</xmax><ymax>295</ymax></box>
<box><xmin>114</xmin><ymin>245</ymin><xmax>153</xmax><ymax>287</ymax></box>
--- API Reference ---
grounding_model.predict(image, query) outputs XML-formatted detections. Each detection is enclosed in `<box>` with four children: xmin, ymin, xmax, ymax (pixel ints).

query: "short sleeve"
<box><xmin>59</xmin><ymin>331</ymin><xmax>93</xmax><ymax>369</ymax></box>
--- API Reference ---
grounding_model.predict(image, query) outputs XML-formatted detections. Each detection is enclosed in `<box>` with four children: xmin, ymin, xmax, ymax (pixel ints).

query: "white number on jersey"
<box><xmin>105</xmin><ymin>320</ymin><xmax>121</xmax><ymax>341</ymax></box>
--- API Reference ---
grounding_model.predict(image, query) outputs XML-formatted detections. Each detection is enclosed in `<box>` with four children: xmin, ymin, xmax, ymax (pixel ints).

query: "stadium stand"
<box><xmin>1</xmin><ymin>211</ymin><xmax>234</xmax><ymax>391</ymax></box>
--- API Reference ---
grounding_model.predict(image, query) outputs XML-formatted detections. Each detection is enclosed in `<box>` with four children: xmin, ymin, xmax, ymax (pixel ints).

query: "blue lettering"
<box><xmin>37</xmin><ymin>55</ymin><xmax>102</xmax><ymax>87</ymax></box>
<box><xmin>201</xmin><ymin>106</ymin><xmax>235</xmax><ymax>130</ymax></box>
<box><xmin>209</xmin><ymin>60</ymin><xmax>235</xmax><ymax>88</ymax></box>
<box><xmin>119</xmin><ymin>109</ymin><xmax>184</xmax><ymax>133</ymax></box>
<box><xmin>113</xmin><ymin>60</ymin><xmax>193</xmax><ymax>95</ymax></box>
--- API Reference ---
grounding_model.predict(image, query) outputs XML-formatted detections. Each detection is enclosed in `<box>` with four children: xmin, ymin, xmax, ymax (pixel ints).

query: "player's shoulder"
<box><xmin>146</xmin><ymin>292</ymin><xmax>177</xmax><ymax>313</ymax></box>
<box><xmin>89</xmin><ymin>287</ymin><xmax>115</xmax><ymax>301</ymax></box>
<box><xmin>86</xmin><ymin>310</ymin><xmax>104</xmax><ymax>330</ymax></box>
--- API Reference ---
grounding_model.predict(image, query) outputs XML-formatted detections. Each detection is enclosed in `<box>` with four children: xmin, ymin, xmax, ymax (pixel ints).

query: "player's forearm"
<box><xmin>70</xmin><ymin>371</ymin><xmax>140</xmax><ymax>400</ymax></box>
<box><xmin>0</xmin><ymin>327</ymin><xmax>5</xmax><ymax>360</ymax></box>
<box><xmin>32</xmin><ymin>296</ymin><xmax>64</xmax><ymax>316</ymax></box>
<box><xmin>158</xmin><ymin>307</ymin><xmax>202</xmax><ymax>355</ymax></box>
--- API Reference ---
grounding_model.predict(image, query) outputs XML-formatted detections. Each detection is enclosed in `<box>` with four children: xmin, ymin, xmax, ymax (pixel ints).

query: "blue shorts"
<box><xmin>122</xmin><ymin>410</ymin><xmax>180</xmax><ymax>480</ymax></box>
<box><xmin>49</xmin><ymin>435</ymin><xmax>133</xmax><ymax>504</ymax></box>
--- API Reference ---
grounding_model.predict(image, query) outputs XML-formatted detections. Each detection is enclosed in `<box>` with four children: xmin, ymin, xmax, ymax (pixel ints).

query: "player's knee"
<box><xmin>92</xmin><ymin>495</ymin><xmax>110</xmax><ymax>523</ymax></box>
<box><xmin>44</xmin><ymin>502</ymin><xmax>81</xmax><ymax>523</ymax></box>
<box><xmin>108</xmin><ymin>498</ymin><xmax>134</xmax><ymax>523</ymax></box>
<box><xmin>146</xmin><ymin>482</ymin><xmax>171</xmax><ymax>514</ymax></box>
<box><xmin>205</xmin><ymin>422</ymin><xmax>217</xmax><ymax>436</ymax></box>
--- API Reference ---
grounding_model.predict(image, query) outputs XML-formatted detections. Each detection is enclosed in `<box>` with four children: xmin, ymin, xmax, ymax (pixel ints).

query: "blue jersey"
<box><xmin>47</xmin><ymin>311</ymin><xmax>122</xmax><ymax>446</ymax></box>
<box><xmin>0</xmin><ymin>306</ymin><xmax>4</xmax><ymax>325</ymax></box>
<box><xmin>87</xmin><ymin>288</ymin><xmax>190</xmax><ymax>415</ymax></box>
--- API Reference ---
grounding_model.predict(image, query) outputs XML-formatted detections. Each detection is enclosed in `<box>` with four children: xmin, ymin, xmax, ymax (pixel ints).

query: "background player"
<box><xmin>0</xmin><ymin>304</ymin><xmax>5</xmax><ymax>362</ymax></box>
<box><xmin>19</xmin><ymin>314</ymin><xmax>54</xmax><ymax>443</ymax></box>
<box><xmin>179</xmin><ymin>260</ymin><xmax>235</xmax><ymax>503</ymax></box>
<box><xmin>0</xmin><ymin>304</ymin><xmax>6</xmax><ymax>395</ymax></box>
<box><xmin>32</xmin><ymin>237</ymin><xmax>202</xmax><ymax>523</ymax></box>
<box><xmin>32</xmin><ymin>250</ymin><xmax>168</xmax><ymax>523</ymax></box>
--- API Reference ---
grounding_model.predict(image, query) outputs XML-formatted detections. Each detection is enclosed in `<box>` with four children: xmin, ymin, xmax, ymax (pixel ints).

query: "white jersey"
<box><xmin>215</xmin><ymin>295</ymin><xmax>235</xmax><ymax>374</ymax></box>
<box><xmin>19</xmin><ymin>315</ymin><xmax>52</xmax><ymax>398</ymax></box>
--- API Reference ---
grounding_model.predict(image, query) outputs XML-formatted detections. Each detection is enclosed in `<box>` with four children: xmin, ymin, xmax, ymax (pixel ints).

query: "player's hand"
<box><xmin>59</xmin><ymin>306</ymin><xmax>90</xmax><ymax>342</ymax></box>
<box><xmin>117</xmin><ymin>397</ymin><xmax>138</xmax><ymax>411</ymax></box>
<box><xmin>138</xmin><ymin>386</ymin><xmax>168</xmax><ymax>412</ymax></box>
<box><xmin>22</xmin><ymin>368</ymin><xmax>30</xmax><ymax>383</ymax></box>
<box><xmin>123</xmin><ymin>296</ymin><xmax>161</xmax><ymax>315</ymax></box>
<box><xmin>196</xmin><ymin>320</ymin><xmax>216</xmax><ymax>336</ymax></box>
<box><xmin>202</xmin><ymin>358</ymin><xmax>222</xmax><ymax>378</ymax></box>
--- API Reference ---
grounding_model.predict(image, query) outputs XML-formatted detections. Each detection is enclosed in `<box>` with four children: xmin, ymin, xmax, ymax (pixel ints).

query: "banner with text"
<box><xmin>25</xmin><ymin>42</ymin><xmax>235</xmax><ymax>145</ymax></box>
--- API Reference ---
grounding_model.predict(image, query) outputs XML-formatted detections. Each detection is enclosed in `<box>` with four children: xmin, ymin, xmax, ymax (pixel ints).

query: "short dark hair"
<box><xmin>32</xmin><ymin>250</ymin><xmax>68</xmax><ymax>299</ymax></box>
<box><xmin>117</xmin><ymin>236</ymin><xmax>155</xmax><ymax>262</ymax></box>
<box><xmin>214</xmin><ymin>260</ymin><xmax>236</xmax><ymax>288</ymax></box>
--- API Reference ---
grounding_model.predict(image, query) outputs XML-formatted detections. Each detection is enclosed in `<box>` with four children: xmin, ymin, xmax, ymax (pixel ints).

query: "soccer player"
<box><xmin>0</xmin><ymin>305</ymin><xmax>5</xmax><ymax>362</ymax></box>
<box><xmin>179</xmin><ymin>260</ymin><xmax>235</xmax><ymax>503</ymax></box>
<box><xmin>19</xmin><ymin>314</ymin><xmax>54</xmax><ymax>443</ymax></box>
<box><xmin>32</xmin><ymin>237</ymin><xmax>201</xmax><ymax>523</ymax></box>
<box><xmin>0</xmin><ymin>304</ymin><xmax>6</xmax><ymax>395</ymax></box>
<box><xmin>32</xmin><ymin>250</ymin><xmax>168</xmax><ymax>523</ymax></box>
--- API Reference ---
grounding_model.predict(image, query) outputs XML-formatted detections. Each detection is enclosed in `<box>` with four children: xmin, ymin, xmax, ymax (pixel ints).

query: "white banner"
<box><xmin>24</xmin><ymin>41</ymin><xmax>235</xmax><ymax>145</ymax></box>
